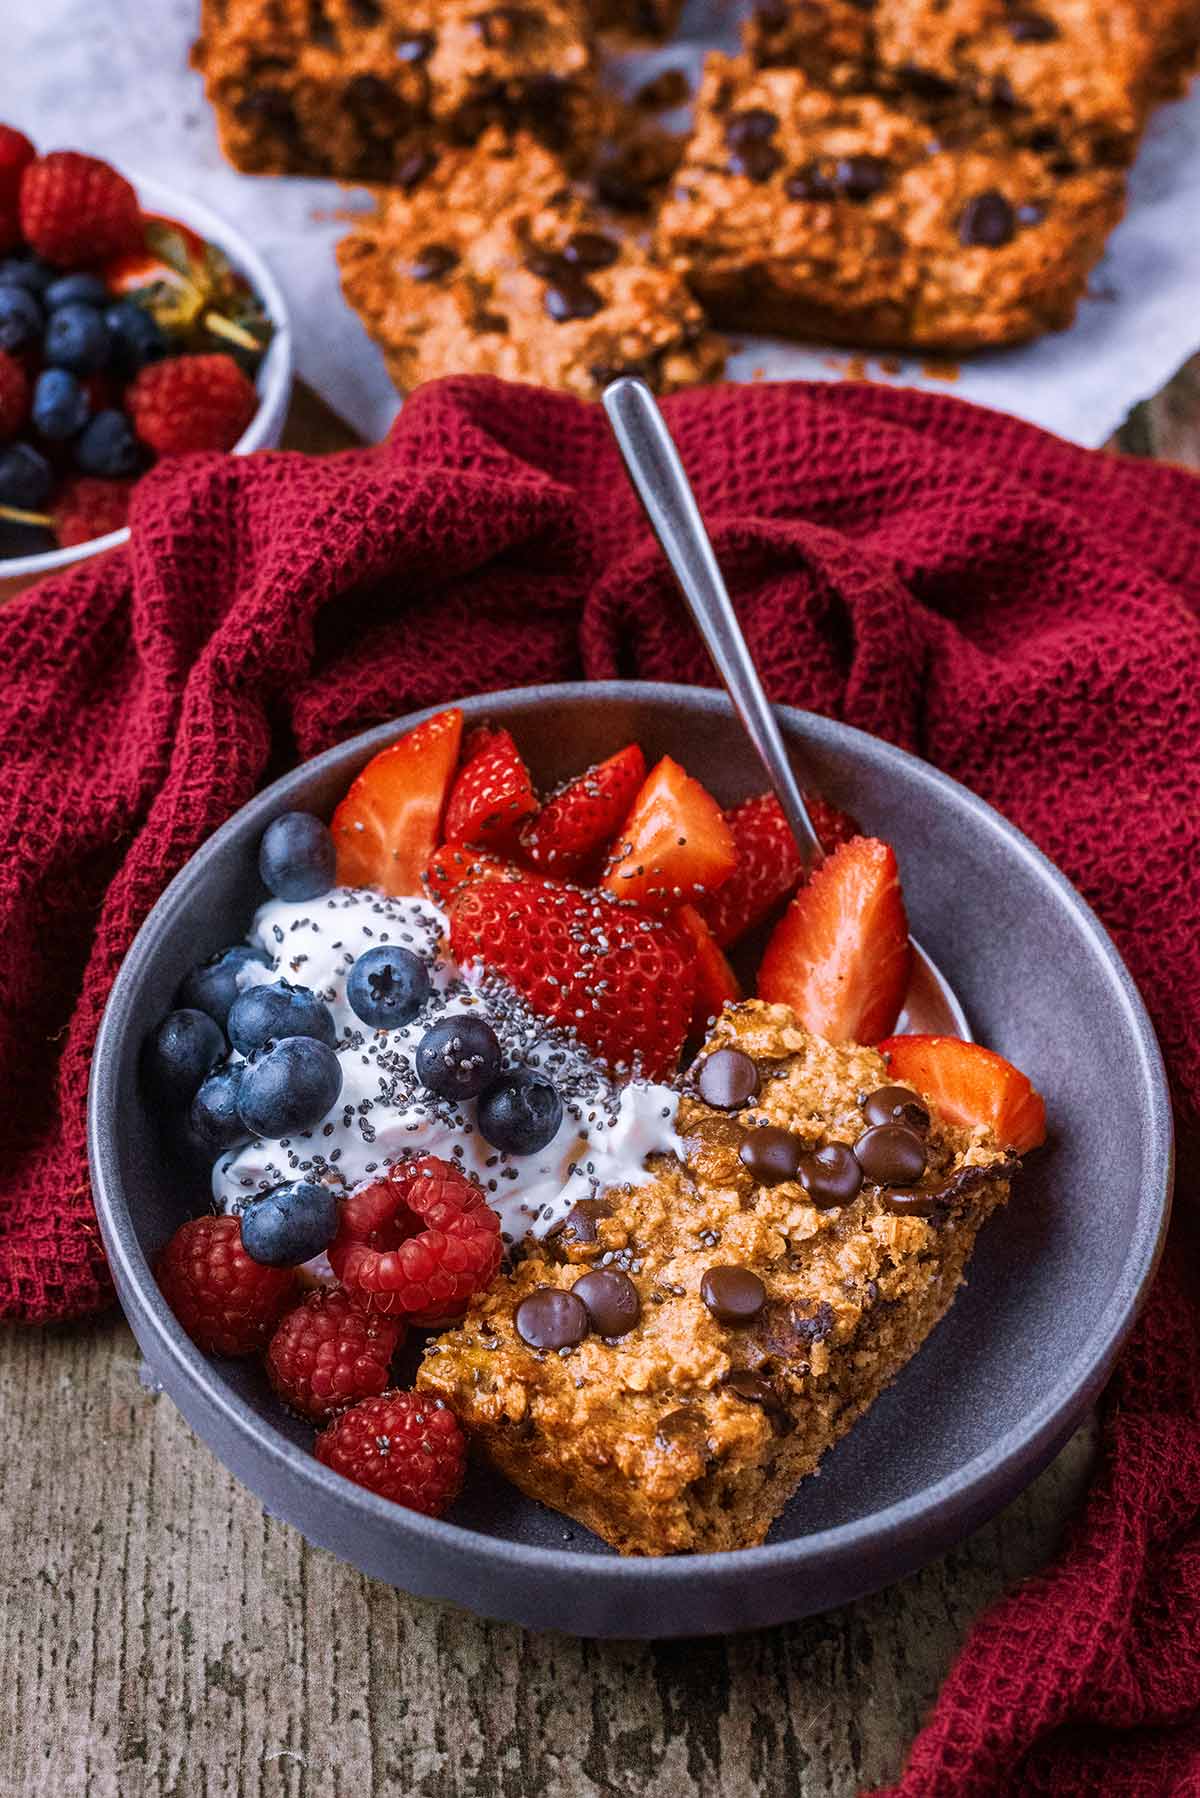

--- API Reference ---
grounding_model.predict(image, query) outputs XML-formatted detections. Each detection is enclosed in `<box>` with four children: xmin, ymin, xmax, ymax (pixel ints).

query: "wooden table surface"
<box><xmin>2</xmin><ymin>363</ymin><xmax>1196</xmax><ymax>1798</ymax></box>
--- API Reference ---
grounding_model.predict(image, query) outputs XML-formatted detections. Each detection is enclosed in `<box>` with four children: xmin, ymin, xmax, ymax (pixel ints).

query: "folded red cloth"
<box><xmin>1</xmin><ymin>376</ymin><xmax>1198</xmax><ymax>1790</ymax></box>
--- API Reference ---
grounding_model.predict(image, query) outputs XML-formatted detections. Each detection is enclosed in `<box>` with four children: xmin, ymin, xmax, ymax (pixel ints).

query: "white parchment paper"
<box><xmin>5</xmin><ymin>0</ymin><xmax>1199</xmax><ymax>446</ymax></box>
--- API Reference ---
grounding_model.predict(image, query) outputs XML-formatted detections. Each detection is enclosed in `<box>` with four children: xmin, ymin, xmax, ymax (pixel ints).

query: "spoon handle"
<box><xmin>602</xmin><ymin>377</ymin><xmax>824</xmax><ymax>867</ymax></box>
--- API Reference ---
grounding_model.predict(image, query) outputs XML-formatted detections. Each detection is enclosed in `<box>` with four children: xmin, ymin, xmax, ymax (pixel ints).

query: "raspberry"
<box><xmin>0</xmin><ymin>126</ymin><xmax>35</xmax><ymax>208</ymax></box>
<box><xmin>54</xmin><ymin>475</ymin><xmax>132</xmax><ymax>548</ymax></box>
<box><xmin>267</xmin><ymin>1286</ymin><xmax>404</xmax><ymax>1423</ymax></box>
<box><xmin>315</xmin><ymin>1390</ymin><xmax>466</xmax><ymax>1517</ymax></box>
<box><xmin>0</xmin><ymin>349</ymin><xmax>29</xmax><ymax>439</ymax></box>
<box><xmin>155</xmin><ymin>1214</ymin><xmax>297</xmax><ymax>1356</ymax></box>
<box><xmin>328</xmin><ymin>1156</ymin><xmax>502</xmax><ymax>1323</ymax></box>
<box><xmin>126</xmin><ymin>352</ymin><xmax>258</xmax><ymax>455</ymax></box>
<box><xmin>19</xmin><ymin>150</ymin><xmax>142</xmax><ymax>266</ymax></box>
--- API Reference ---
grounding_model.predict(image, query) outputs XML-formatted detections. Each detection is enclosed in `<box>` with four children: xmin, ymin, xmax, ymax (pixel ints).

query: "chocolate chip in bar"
<box><xmin>1008</xmin><ymin>9</ymin><xmax>1058</xmax><ymax>41</ymax></box>
<box><xmin>555</xmin><ymin>1197</ymin><xmax>611</xmax><ymax>1246</ymax></box>
<box><xmin>722</xmin><ymin>1369</ymin><xmax>793</xmax><ymax>1435</ymax></box>
<box><xmin>835</xmin><ymin>154</ymin><xmax>888</xmax><ymax>200</ymax></box>
<box><xmin>862</xmin><ymin>1085</ymin><xmax>930</xmax><ymax>1133</ymax></box>
<box><xmin>543</xmin><ymin>277</ymin><xmax>603</xmax><ymax>323</ymax></box>
<box><xmin>701</xmin><ymin>1265</ymin><xmax>767</xmax><ymax>1325</ymax></box>
<box><xmin>798</xmin><ymin>1141</ymin><xmax>863</xmax><ymax>1208</ymax></box>
<box><xmin>515</xmin><ymin>1286</ymin><xmax>589</xmax><ymax>1350</ymax></box>
<box><xmin>573</xmin><ymin>1269</ymin><xmax>640</xmax><ymax>1338</ymax></box>
<box><xmin>655</xmin><ymin>1405</ymin><xmax>707</xmax><ymax>1449</ymax></box>
<box><xmin>563</xmin><ymin>231</ymin><xmax>620</xmax><ymax>270</ymax></box>
<box><xmin>854</xmin><ymin>1122</ymin><xmax>928</xmax><ymax>1185</ymax></box>
<box><xmin>697</xmin><ymin>1047</ymin><xmax>760</xmax><ymax>1110</ymax></box>
<box><xmin>409</xmin><ymin>242</ymin><xmax>459</xmax><ymax>281</ymax></box>
<box><xmin>959</xmin><ymin>190</ymin><xmax>1016</xmax><ymax>247</ymax></box>
<box><xmin>739</xmin><ymin>1122</ymin><xmax>804</xmax><ymax>1184</ymax></box>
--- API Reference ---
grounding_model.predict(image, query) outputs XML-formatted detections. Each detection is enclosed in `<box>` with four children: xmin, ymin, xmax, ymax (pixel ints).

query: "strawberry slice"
<box><xmin>421</xmin><ymin>843</ymin><xmax>522</xmax><ymax>908</ymax></box>
<box><xmin>675</xmin><ymin>904</ymin><xmax>741</xmax><ymax>1032</ymax></box>
<box><xmin>331</xmin><ymin>707</ymin><xmax>463</xmax><ymax>897</ymax></box>
<box><xmin>878</xmin><ymin>1035</ymin><xmax>1047</xmax><ymax>1155</ymax></box>
<box><xmin>520</xmin><ymin>744</ymin><xmax>646</xmax><ymax>876</ymax></box>
<box><xmin>602</xmin><ymin>755</ymin><xmax>737</xmax><ymax>911</ymax></box>
<box><xmin>701</xmin><ymin>792</ymin><xmax>862</xmax><ymax>948</ymax></box>
<box><xmin>449</xmin><ymin>875</ymin><xmax>695</xmax><ymax>1079</ymax></box>
<box><xmin>758</xmin><ymin>836</ymin><xmax>910</xmax><ymax>1045</ymax></box>
<box><xmin>443</xmin><ymin>725</ymin><xmax>537</xmax><ymax>850</ymax></box>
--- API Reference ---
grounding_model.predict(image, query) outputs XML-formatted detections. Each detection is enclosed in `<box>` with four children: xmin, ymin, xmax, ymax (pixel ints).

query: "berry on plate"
<box><xmin>315</xmin><ymin>1389</ymin><xmax>465</xmax><ymax>1517</ymax></box>
<box><xmin>20</xmin><ymin>150</ymin><xmax>142</xmax><ymax>266</ymax></box>
<box><xmin>0</xmin><ymin>440</ymin><xmax>50</xmax><ymax>509</ymax></box>
<box><xmin>236</xmin><ymin>1035</ymin><xmax>343</xmax><ymax>1138</ymax></box>
<box><xmin>258</xmin><ymin>810</ymin><xmax>336</xmax><ymax>903</ymax></box>
<box><xmin>346</xmin><ymin>944</ymin><xmax>431</xmax><ymax>1030</ymax></box>
<box><xmin>44</xmin><ymin>300</ymin><xmax>111</xmax><ymax>375</ymax></box>
<box><xmin>0</xmin><ymin>284</ymin><xmax>41</xmax><ymax>353</ymax></box>
<box><xmin>443</xmin><ymin>725</ymin><xmax>538</xmax><ymax>851</ymax></box>
<box><xmin>177</xmin><ymin>942</ymin><xmax>270</xmax><ymax>1029</ymax></box>
<box><xmin>267</xmin><ymin>1286</ymin><xmax>403</xmax><ymax>1423</ymax></box>
<box><xmin>126</xmin><ymin>351</ymin><xmax>258</xmax><ymax>454</ymax></box>
<box><xmin>32</xmin><ymin>368</ymin><xmax>88</xmax><ymax>441</ymax></box>
<box><xmin>75</xmin><ymin>408</ymin><xmax>140</xmax><ymax>477</ymax></box>
<box><xmin>0</xmin><ymin>348</ymin><xmax>28</xmax><ymax>437</ymax></box>
<box><xmin>758</xmin><ymin>836</ymin><xmax>910</xmax><ymax>1046</ymax></box>
<box><xmin>519</xmin><ymin>743</ymin><xmax>646</xmax><ymax>876</ymax></box>
<box><xmin>602</xmin><ymin>755</ymin><xmax>737</xmax><ymax>911</ymax></box>
<box><xmin>674</xmin><ymin>903</ymin><xmax>741</xmax><ymax>1032</ymax></box>
<box><xmin>189</xmin><ymin>1065</ymin><xmax>250</xmax><ymax>1155</ymax></box>
<box><xmin>449</xmin><ymin>874</ymin><xmax>696</xmax><ymax>1079</ymax></box>
<box><xmin>227</xmin><ymin>980</ymin><xmax>337</xmax><ymax>1055</ymax></box>
<box><xmin>240</xmin><ymin>1178</ymin><xmax>340</xmax><ymax>1267</ymax></box>
<box><xmin>415</xmin><ymin>1015</ymin><xmax>502</xmax><ymax>1101</ymax></box>
<box><xmin>332</xmin><ymin>706</ymin><xmax>463</xmax><ymax>897</ymax></box>
<box><xmin>156</xmin><ymin>1213</ymin><xmax>297</xmax><ymax>1356</ymax></box>
<box><xmin>328</xmin><ymin>1155</ymin><xmax>502</xmax><ymax>1323</ymax></box>
<box><xmin>700</xmin><ymin>791</ymin><xmax>860</xmax><ymax>948</ymax></box>
<box><xmin>54</xmin><ymin>475</ymin><xmax>132</xmax><ymax>546</ymax></box>
<box><xmin>878</xmin><ymin>1035</ymin><xmax>1047</xmax><ymax>1155</ymax></box>
<box><xmin>477</xmin><ymin>1067</ymin><xmax>564</xmax><ymax>1156</ymax></box>
<box><xmin>147</xmin><ymin>1007</ymin><xmax>226</xmax><ymax>1105</ymax></box>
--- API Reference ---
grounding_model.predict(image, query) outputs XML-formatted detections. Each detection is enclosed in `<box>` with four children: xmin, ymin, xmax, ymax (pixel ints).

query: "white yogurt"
<box><xmin>213</xmin><ymin>887</ymin><xmax>683</xmax><ymax>1248</ymax></box>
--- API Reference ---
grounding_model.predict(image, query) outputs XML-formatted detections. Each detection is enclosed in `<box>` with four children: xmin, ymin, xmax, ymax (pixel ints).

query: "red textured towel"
<box><xmin>2</xmin><ymin>376</ymin><xmax>1199</xmax><ymax>1790</ymax></box>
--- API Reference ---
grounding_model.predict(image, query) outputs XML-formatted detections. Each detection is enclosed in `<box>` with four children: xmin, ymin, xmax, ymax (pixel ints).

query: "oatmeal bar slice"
<box><xmin>337</xmin><ymin>130</ymin><xmax>725</xmax><ymax>399</ymax></box>
<box><xmin>191</xmin><ymin>0</ymin><xmax>598</xmax><ymax>178</ymax></box>
<box><xmin>655</xmin><ymin>56</ymin><xmax>1124</xmax><ymax>350</ymax></box>
<box><xmin>417</xmin><ymin>1003</ymin><xmax>1017</xmax><ymax>1556</ymax></box>
<box><xmin>745</xmin><ymin>0</ymin><xmax>1200</xmax><ymax>165</ymax></box>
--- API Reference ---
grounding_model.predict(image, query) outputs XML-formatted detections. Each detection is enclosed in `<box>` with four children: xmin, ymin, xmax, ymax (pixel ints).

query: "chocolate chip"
<box><xmin>394</xmin><ymin>147</ymin><xmax>436</xmax><ymax>192</ymax></box>
<box><xmin>347</xmin><ymin>0</ymin><xmax>380</xmax><ymax>20</ymax></box>
<box><xmin>862</xmin><ymin>1085</ymin><xmax>930</xmax><ymax>1132</ymax></box>
<box><xmin>525</xmin><ymin>249</ymin><xmax>573</xmax><ymax>281</ymax></box>
<box><xmin>572</xmin><ymin>1269</ymin><xmax>640</xmax><ymax>1338</ymax></box>
<box><xmin>878</xmin><ymin>1188</ymin><xmax>942</xmax><ymax>1217</ymax></box>
<box><xmin>992</xmin><ymin>73</ymin><xmax>1017</xmax><ymax>109</ymax></box>
<box><xmin>835</xmin><ymin>154</ymin><xmax>888</xmax><ymax>200</ymax></box>
<box><xmin>514</xmin><ymin>1286</ymin><xmax>589</xmax><ymax>1350</ymax></box>
<box><xmin>701</xmin><ymin>1265</ymin><xmax>766</xmax><ymax>1325</ymax></box>
<box><xmin>475</xmin><ymin>310</ymin><xmax>508</xmax><ymax>334</ymax></box>
<box><xmin>854</xmin><ymin>1122</ymin><xmax>928</xmax><ymax>1185</ymax></box>
<box><xmin>563</xmin><ymin>231</ymin><xmax>620</xmax><ymax>270</ymax></box>
<box><xmin>899</xmin><ymin>64</ymin><xmax>955</xmax><ymax>100</ymax></box>
<box><xmin>395</xmin><ymin>30</ymin><xmax>435</xmax><ymax>60</ymax></box>
<box><xmin>556</xmin><ymin>1198</ymin><xmax>611</xmax><ymax>1245</ymax></box>
<box><xmin>729</xmin><ymin>141</ymin><xmax>783</xmax><ymax>182</ymax></box>
<box><xmin>543</xmin><ymin>278</ymin><xmax>603</xmax><ymax>323</ymax></box>
<box><xmin>958</xmin><ymin>189</ymin><xmax>1016</xmax><ymax>247</ymax></box>
<box><xmin>725</xmin><ymin>107</ymin><xmax>779</xmax><ymax>147</ymax></box>
<box><xmin>593</xmin><ymin>160</ymin><xmax>650</xmax><ymax>212</ymax></box>
<box><xmin>739</xmin><ymin>1124</ymin><xmax>805</xmax><ymax>1185</ymax></box>
<box><xmin>1008</xmin><ymin>10</ymin><xmax>1057</xmax><ymax>41</ymax></box>
<box><xmin>697</xmin><ymin>1048</ymin><xmax>760</xmax><ymax>1111</ymax></box>
<box><xmin>786</xmin><ymin>161</ymin><xmax>837</xmax><ymax>201</ymax></box>
<box><xmin>475</xmin><ymin>5</ymin><xmax>532</xmax><ymax>47</ymax></box>
<box><xmin>798</xmin><ymin>1141</ymin><xmax>863</xmax><ymax>1208</ymax></box>
<box><xmin>721</xmin><ymin>1370</ymin><xmax>793</xmax><ymax>1434</ymax></box>
<box><xmin>751</xmin><ymin>1297</ymin><xmax>835</xmax><ymax>1358</ymax></box>
<box><xmin>655</xmin><ymin>1405</ymin><xmax>707</xmax><ymax>1448</ymax></box>
<box><xmin>409</xmin><ymin>242</ymin><xmax>459</xmax><ymax>281</ymax></box>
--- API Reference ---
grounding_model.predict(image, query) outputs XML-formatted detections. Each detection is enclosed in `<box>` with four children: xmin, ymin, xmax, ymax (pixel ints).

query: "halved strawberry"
<box><xmin>449</xmin><ymin>875</ymin><xmax>695</xmax><ymax>1078</ymax></box>
<box><xmin>675</xmin><ymin>904</ymin><xmax>741</xmax><ymax>1032</ymax></box>
<box><xmin>443</xmin><ymin>725</ymin><xmax>537</xmax><ymax>850</ymax></box>
<box><xmin>878</xmin><ymin>1035</ymin><xmax>1046</xmax><ymax>1155</ymax></box>
<box><xmin>701</xmin><ymin>792</ymin><xmax>862</xmax><ymax>947</ymax></box>
<box><xmin>602</xmin><ymin>755</ymin><xmax>737</xmax><ymax>911</ymax></box>
<box><xmin>758</xmin><ymin>836</ymin><xmax>910</xmax><ymax>1045</ymax></box>
<box><xmin>421</xmin><ymin>843</ymin><xmax>522</xmax><ymax>908</ymax></box>
<box><xmin>331</xmin><ymin>707</ymin><xmax>463</xmax><ymax>897</ymax></box>
<box><xmin>520</xmin><ymin>744</ymin><xmax>646</xmax><ymax>877</ymax></box>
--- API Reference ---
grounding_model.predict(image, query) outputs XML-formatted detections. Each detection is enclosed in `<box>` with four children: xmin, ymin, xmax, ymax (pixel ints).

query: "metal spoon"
<box><xmin>602</xmin><ymin>376</ymin><xmax>969</xmax><ymax>1041</ymax></box>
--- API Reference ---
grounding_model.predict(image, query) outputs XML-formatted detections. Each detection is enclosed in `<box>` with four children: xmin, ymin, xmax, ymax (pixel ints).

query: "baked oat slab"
<box><xmin>417</xmin><ymin>1001</ymin><xmax>1017</xmax><ymax>1556</ymax></box>
<box><xmin>337</xmin><ymin>129</ymin><xmax>725</xmax><ymax>399</ymax></box>
<box><xmin>655</xmin><ymin>55</ymin><xmax>1125</xmax><ymax>350</ymax></box>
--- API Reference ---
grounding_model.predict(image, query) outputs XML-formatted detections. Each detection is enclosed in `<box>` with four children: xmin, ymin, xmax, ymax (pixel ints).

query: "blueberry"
<box><xmin>227</xmin><ymin>979</ymin><xmax>337</xmax><ymax>1056</ymax></box>
<box><xmin>347</xmin><ymin>945</ymin><xmax>431</xmax><ymax>1031</ymax></box>
<box><xmin>258</xmin><ymin>811</ymin><xmax>336</xmax><ymax>902</ymax></box>
<box><xmin>32</xmin><ymin>367</ymin><xmax>90</xmax><ymax>440</ymax></box>
<box><xmin>75</xmin><ymin>409</ymin><xmax>140</xmax><ymax>477</ymax></box>
<box><xmin>240</xmin><ymin>1179</ymin><xmax>339</xmax><ymax>1267</ymax></box>
<box><xmin>0</xmin><ymin>285</ymin><xmax>43</xmax><ymax>352</ymax></box>
<box><xmin>0</xmin><ymin>257</ymin><xmax>53</xmax><ymax>296</ymax></box>
<box><xmin>104</xmin><ymin>299</ymin><xmax>167</xmax><ymax>375</ymax></box>
<box><xmin>147</xmin><ymin>1008</ymin><xmax>226</xmax><ymax>1104</ymax></box>
<box><xmin>177</xmin><ymin>943</ymin><xmax>271</xmax><ymax>1030</ymax></box>
<box><xmin>45</xmin><ymin>272</ymin><xmax>110</xmax><ymax>310</ymax></box>
<box><xmin>477</xmin><ymin>1068</ymin><xmax>565</xmax><ymax>1155</ymax></box>
<box><xmin>0</xmin><ymin>442</ymin><xmax>52</xmax><ymax>509</ymax></box>
<box><xmin>237</xmin><ymin>1036</ymin><xmax>343</xmax><ymax>1138</ymax></box>
<box><xmin>416</xmin><ymin>1014</ymin><xmax>501</xmax><ymax>1101</ymax></box>
<box><xmin>45</xmin><ymin>302</ymin><xmax>111</xmax><ymax>375</ymax></box>
<box><xmin>189</xmin><ymin>1065</ymin><xmax>250</xmax><ymax>1154</ymax></box>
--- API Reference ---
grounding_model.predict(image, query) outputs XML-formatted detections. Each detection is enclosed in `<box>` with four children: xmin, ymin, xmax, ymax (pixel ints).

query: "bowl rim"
<box><xmin>88</xmin><ymin>681</ymin><xmax>1174</xmax><ymax>1591</ymax></box>
<box><xmin>0</xmin><ymin>170</ymin><xmax>294</xmax><ymax>581</ymax></box>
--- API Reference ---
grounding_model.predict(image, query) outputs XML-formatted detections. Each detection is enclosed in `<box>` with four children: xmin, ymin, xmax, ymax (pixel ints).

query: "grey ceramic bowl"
<box><xmin>88</xmin><ymin>682</ymin><xmax>1172</xmax><ymax>1637</ymax></box>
